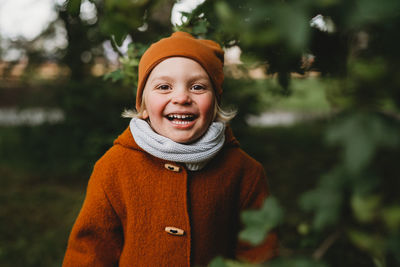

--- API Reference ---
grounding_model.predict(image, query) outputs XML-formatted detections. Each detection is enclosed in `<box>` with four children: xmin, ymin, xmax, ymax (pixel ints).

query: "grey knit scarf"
<box><xmin>129</xmin><ymin>118</ymin><xmax>225</xmax><ymax>171</ymax></box>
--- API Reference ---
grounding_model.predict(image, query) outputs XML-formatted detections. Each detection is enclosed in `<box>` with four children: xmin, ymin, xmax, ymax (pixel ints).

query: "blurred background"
<box><xmin>0</xmin><ymin>0</ymin><xmax>399</xmax><ymax>266</ymax></box>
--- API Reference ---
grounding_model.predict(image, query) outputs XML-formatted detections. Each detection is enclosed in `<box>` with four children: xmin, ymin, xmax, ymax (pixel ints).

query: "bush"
<box><xmin>0</xmin><ymin>78</ymin><xmax>133</xmax><ymax>180</ymax></box>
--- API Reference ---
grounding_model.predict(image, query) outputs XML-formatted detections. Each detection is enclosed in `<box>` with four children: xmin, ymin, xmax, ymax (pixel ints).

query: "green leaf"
<box><xmin>209</xmin><ymin>257</ymin><xmax>259</xmax><ymax>267</ymax></box>
<box><xmin>239</xmin><ymin>197</ymin><xmax>283</xmax><ymax>245</ymax></box>
<box><xmin>193</xmin><ymin>20</ymin><xmax>209</xmax><ymax>35</ymax></box>
<box><xmin>347</xmin><ymin>229</ymin><xmax>385</xmax><ymax>257</ymax></box>
<box><xmin>112</xmin><ymin>33</ymin><xmax>128</xmax><ymax>47</ymax></box>
<box><xmin>66</xmin><ymin>0</ymin><xmax>82</xmax><ymax>16</ymax></box>
<box><xmin>300</xmin><ymin>169</ymin><xmax>345</xmax><ymax>230</ymax></box>
<box><xmin>215</xmin><ymin>1</ymin><xmax>234</xmax><ymax>22</ymax></box>
<box><xmin>225</xmin><ymin>259</ymin><xmax>258</xmax><ymax>267</ymax></box>
<box><xmin>326</xmin><ymin>113</ymin><xmax>400</xmax><ymax>174</ymax></box>
<box><xmin>297</xmin><ymin>222</ymin><xmax>310</xmax><ymax>236</ymax></box>
<box><xmin>275</xmin><ymin>5</ymin><xmax>310</xmax><ymax>52</ymax></box>
<box><xmin>382</xmin><ymin>206</ymin><xmax>400</xmax><ymax>230</ymax></box>
<box><xmin>349</xmin><ymin>0</ymin><xmax>400</xmax><ymax>26</ymax></box>
<box><xmin>268</xmin><ymin>257</ymin><xmax>328</xmax><ymax>267</ymax></box>
<box><xmin>103</xmin><ymin>69</ymin><xmax>124</xmax><ymax>82</ymax></box>
<box><xmin>209</xmin><ymin>256</ymin><xmax>228</xmax><ymax>267</ymax></box>
<box><xmin>351</xmin><ymin>194</ymin><xmax>381</xmax><ymax>223</ymax></box>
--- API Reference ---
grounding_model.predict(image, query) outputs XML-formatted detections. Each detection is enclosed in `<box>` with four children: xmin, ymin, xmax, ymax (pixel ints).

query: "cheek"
<box><xmin>143</xmin><ymin>94</ymin><xmax>165</xmax><ymax>119</ymax></box>
<box><xmin>199</xmin><ymin>96</ymin><xmax>216</xmax><ymax>120</ymax></box>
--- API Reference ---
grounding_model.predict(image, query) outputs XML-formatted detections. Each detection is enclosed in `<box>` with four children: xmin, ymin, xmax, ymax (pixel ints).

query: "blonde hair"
<box><xmin>122</xmin><ymin>97</ymin><xmax>236</xmax><ymax>123</ymax></box>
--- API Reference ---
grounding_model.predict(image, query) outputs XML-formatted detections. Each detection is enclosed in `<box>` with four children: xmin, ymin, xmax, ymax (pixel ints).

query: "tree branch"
<box><xmin>110</xmin><ymin>36</ymin><xmax>125</xmax><ymax>58</ymax></box>
<box><xmin>313</xmin><ymin>229</ymin><xmax>342</xmax><ymax>260</ymax></box>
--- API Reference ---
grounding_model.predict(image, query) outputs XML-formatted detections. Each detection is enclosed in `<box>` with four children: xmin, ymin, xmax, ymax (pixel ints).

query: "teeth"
<box><xmin>167</xmin><ymin>114</ymin><xmax>194</xmax><ymax>120</ymax></box>
<box><xmin>171</xmin><ymin>120</ymin><xmax>191</xmax><ymax>125</ymax></box>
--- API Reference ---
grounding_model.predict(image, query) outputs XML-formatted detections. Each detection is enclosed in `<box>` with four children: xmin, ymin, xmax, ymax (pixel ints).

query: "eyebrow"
<box><xmin>149</xmin><ymin>74</ymin><xmax>210</xmax><ymax>84</ymax></box>
<box><xmin>148</xmin><ymin>76</ymin><xmax>173</xmax><ymax>83</ymax></box>
<box><xmin>187</xmin><ymin>75</ymin><xmax>211</xmax><ymax>83</ymax></box>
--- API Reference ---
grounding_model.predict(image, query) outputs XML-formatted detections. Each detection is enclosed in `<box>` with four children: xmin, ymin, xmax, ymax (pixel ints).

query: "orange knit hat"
<box><xmin>136</xmin><ymin>31</ymin><xmax>225</xmax><ymax>111</ymax></box>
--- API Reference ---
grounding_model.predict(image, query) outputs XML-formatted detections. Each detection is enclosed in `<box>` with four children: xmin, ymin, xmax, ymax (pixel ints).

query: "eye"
<box><xmin>156</xmin><ymin>84</ymin><xmax>171</xmax><ymax>90</ymax></box>
<box><xmin>191</xmin><ymin>84</ymin><xmax>206</xmax><ymax>91</ymax></box>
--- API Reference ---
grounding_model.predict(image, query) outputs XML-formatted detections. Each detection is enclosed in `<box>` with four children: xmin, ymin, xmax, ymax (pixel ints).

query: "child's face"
<box><xmin>142</xmin><ymin>57</ymin><xmax>216</xmax><ymax>144</ymax></box>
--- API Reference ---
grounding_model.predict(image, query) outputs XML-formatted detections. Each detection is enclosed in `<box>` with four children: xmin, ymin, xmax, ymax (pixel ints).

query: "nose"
<box><xmin>172</xmin><ymin>88</ymin><xmax>192</xmax><ymax>105</ymax></box>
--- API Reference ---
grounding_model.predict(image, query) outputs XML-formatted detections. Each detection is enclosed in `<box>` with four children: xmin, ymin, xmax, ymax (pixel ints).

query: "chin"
<box><xmin>173</xmin><ymin>138</ymin><xmax>194</xmax><ymax>144</ymax></box>
<box><xmin>170</xmin><ymin>134</ymin><xmax>197</xmax><ymax>144</ymax></box>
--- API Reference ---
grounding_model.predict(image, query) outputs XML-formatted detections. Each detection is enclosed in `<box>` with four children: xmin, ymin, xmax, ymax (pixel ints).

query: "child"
<box><xmin>63</xmin><ymin>31</ymin><xmax>278</xmax><ymax>266</ymax></box>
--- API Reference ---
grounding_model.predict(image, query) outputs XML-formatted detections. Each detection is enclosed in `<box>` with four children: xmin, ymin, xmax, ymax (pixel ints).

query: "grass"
<box><xmin>0</xmin><ymin>167</ymin><xmax>85</xmax><ymax>267</ymax></box>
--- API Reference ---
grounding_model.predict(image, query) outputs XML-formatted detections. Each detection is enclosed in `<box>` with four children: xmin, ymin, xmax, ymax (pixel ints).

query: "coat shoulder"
<box><xmin>222</xmin><ymin>145</ymin><xmax>264</xmax><ymax>173</ymax></box>
<box><xmin>97</xmin><ymin>142</ymin><xmax>143</xmax><ymax>168</ymax></box>
<box><xmin>88</xmin><ymin>140</ymin><xmax>150</xmax><ymax>193</ymax></box>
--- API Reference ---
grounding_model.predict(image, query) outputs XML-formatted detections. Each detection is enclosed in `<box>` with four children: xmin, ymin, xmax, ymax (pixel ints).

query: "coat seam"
<box><xmin>240</xmin><ymin>164</ymin><xmax>263</xmax><ymax>210</ymax></box>
<box><xmin>183</xmin><ymin>167</ymin><xmax>192</xmax><ymax>266</ymax></box>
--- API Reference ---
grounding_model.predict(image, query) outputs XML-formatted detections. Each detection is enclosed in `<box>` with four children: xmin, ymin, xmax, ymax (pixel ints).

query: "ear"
<box><xmin>142</xmin><ymin>109</ymin><xmax>149</xmax><ymax>119</ymax></box>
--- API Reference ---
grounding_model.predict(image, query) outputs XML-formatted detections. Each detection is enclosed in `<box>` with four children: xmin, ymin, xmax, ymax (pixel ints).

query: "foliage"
<box><xmin>1</xmin><ymin>0</ymin><xmax>399</xmax><ymax>265</ymax></box>
<box><xmin>104</xmin><ymin>41</ymin><xmax>149</xmax><ymax>90</ymax></box>
<box><xmin>77</xmin><ymin>0</ymin><xmax>400</xmax><ymax>265</ymax></box>
<box><xmin>175</xmin><ymin>0</ymin><xmax>400</xmax><ymax>266</ymax></box>
<box><xmin>66</xmin><ymin>0</ymin><xmax>159</xmax><ymax>45</ymax></box>
<box><xmin>52</xmin><ymin>79</ymin><xmax>133</xmax><ymax>175</ymax></box>
<box><xmin>0</xmin><ymin>79</ymin><xmax>133</xmax><ymax>178</ymax></box>
<box><xmin>240</xmin><ymin>197</ymin><xmax>284</xmax><ymax>245</ymax></box>
<box><xmin>178</xmin><ymin>0</ymin><xmax>400</xmax><ymax>106</ymax></box>
<box><xmin>300</xmin><ymin>114</ymin><xmax>399</xmax><ymax>265</ymax></box>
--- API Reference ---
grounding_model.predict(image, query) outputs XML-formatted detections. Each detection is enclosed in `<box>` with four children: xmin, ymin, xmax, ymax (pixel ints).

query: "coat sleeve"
<box><xmin>235</xmin><ymin>164</ymin><xmax>279</xmax><ymax>263</ymax></box>
<box><xmin>62</xmin><ymin>162</ymin><xmax>123</xmax><ymax>267</ymax></box>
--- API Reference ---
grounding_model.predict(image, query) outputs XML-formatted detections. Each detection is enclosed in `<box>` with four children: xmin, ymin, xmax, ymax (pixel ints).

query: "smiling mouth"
<box><xmin>166</xmin><ymin>114</ymin><xmax>196</xmax><ymax>125</ymax></box>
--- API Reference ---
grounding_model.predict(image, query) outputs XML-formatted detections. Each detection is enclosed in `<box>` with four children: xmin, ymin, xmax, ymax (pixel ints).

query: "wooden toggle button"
<box><xmin>165</xmin><ymin>226</ymin><xmax>185</xmax><ymax>236</ymax></box>
<box><xmin>164</xmin><ymin>163</ymin><xmax>180</xmax><ymax>172</ymax></box>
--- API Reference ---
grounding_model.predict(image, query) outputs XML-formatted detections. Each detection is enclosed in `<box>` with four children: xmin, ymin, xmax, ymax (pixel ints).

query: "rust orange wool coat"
<box><xmin>63</xmin><ymin>126</ymin><xmax>278</xmax><ymax>266</ymax></box>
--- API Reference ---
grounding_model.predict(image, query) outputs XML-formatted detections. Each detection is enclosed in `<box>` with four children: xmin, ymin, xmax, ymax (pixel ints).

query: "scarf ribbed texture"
<box><xmin>129</xmin><ymin>118</ymin><xmax>225</xmax><ymax>171</ymax></box>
